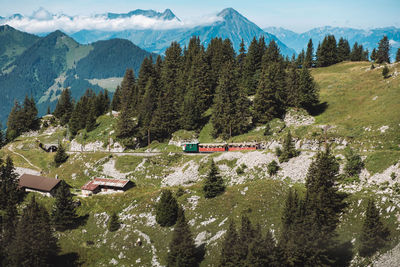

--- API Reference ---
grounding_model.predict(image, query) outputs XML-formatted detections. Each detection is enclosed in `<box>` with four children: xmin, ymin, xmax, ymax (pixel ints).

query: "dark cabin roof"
<box><xmin>19</xmin><ymin>174</ymin><xmax>61</xmax><ymax>192</ymax></box>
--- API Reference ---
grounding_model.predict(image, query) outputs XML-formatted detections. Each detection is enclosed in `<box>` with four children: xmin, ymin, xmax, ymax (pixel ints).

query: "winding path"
<box><xmin>8</xmin><ymin>144</ymin><xmax>41</xmax><ymax>171</ymax></box>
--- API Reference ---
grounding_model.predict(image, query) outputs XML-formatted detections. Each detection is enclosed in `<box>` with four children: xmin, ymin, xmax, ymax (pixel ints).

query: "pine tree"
<box><xmin>296</xmin><ymin>50</ymin><xmax>305</xmax><ymax>67</ymax></box>
<box><xmin>359</xmin><ymin>199</ymin><xmax>390</xmax><ymax>257</ymax></box>
<box><xmin>253</xmin><ymin>62</ymin><xmax>286</xmax><ymax>123</ymax></box>
<box><xmin>181</xmin><ymin>50</ymin><xmax>211</xmax><ymax>130</ymax></box>
<box><xmin>203</xmin><ymin>160</ymin><xmax>225</xmax><ymax>199</ymax></box>
<box><xmin>286</xmin><ymin>63</ymin><xmax>301</xmax><ymax>108</ymax></box>
<box><xmin>337</xmin><ymin>38</ymin><xmax>351</xmax><ymax>62</ymax></box>
<box><xmin>246</xmin><ymin>225</ymin><xmax>276</xmax><ymax>267</ymax></box>
<box><xmin>85</xmin><ymin>99</ymin><xmax>97</xmax><ymax>132</ymax></box>
<box><xmin>0</xmin><ymin>156</ymin><xmax>20</xmax><ymax>210</ymax></box>
<box><xmin>220</xmin><ymin>219</ymin><xmax>240</xmax><ymax>266</ymax></box>
<box><xmin>211</xmin><ymin>60</ymin><xmax>249</xmax><ymax>138</ymax></box>
<box><xmin>54</xmin><ymin>142</ymin><xmax>68</xmax><ymax>166</ymax></box>
<box><xmin>298</xmin><ymin>65</ymin><xmax>319</xmax><ymax>112</ymax></box>
<box><xmin>396</xmin><ymin>48</ymin><xmax>400</xmax><ymax>62</ymax></box>
<box><xmin>263</xmin><ymin>39</ymin><xmax>282</xmax><ymax>66</ymax></box>
<box><xmin>150</xmin><ymin>42</ymin><xmax>182</xmax><ymax>140</ymax></box>
<box><xmin>237</xmin><ymin>215</ymin><xmax>255</xmax><ymax>263</ymax></box>
<box><xmin>304</xmin><ymin>39</ymin><xmax>314</xmax><ymax>68</ymax></box>
<box><xmin>350</xmin><ymin>42</ymin><xmax>364</xmax><ymax>61</ymax></box>
<box><xmin>241</xmin><ymin>37</ymin><xmax>261</xmax><ymax>95</ymax></box>
<box><xmin>302</xmin><ymin>148</ymin><xmax>348</xmax><ymax>266</ymax></box>
<box><xmin>108</xmin><ymin>212</ymin><xmax>120</xmax><ymax>232</ymax></box>
<box><xmin>371</xmin><ymin>48</ymin><xmax>377</xmax><ymax>61</ymax></box>
<box><xmin>47</xmin><ymin>106</ymin><xmax>51</xmax><ymax>115</ymax></box>
<box><xmin>0</xmin><ymin>123</ymin><xmax>5</xmax><ymax>149</ymax></box>
<box><xmin>9</xmin><ymin>196</ymin><xmax>59</xmax><ymax>267</ymax></box>
<box><xmin>156</xmin><ymin>189</ymin><xmax>179</xmax><ymax>227</ymax></box>
<box><xmin>376</xmin><ymin>35</ymin><xmax>391</xmax><ymax>64</ymax></box>
<box><xmin>51</xmin><ymin>180</ymin><xmax>77</xmax><ymax>231</ymax></box>
<box><xmin>54</xmin><ymin>88</ymin><xmax>73</xmax><ymax>126</ymax></box>
<box><xmin>111</xmin><ymin>85</ymin><xmax>122</xmax><ymax>111</ymax></box>
<box><xmin>167</xmin><ymin>207</ymin><xmax>197</xmax><ymax>267</ymax></box>
<box><xmin>316</xmin><ymin>35</ymin><xmax>338</xmax><ymax>67</ymax></box>
<box><xmin>343</xmin><ymin>146</ymin><xmax>364</xmax><ymax>177</ymax></box>
<box><xmin>279</xmin><ymin>131</ymin><xmax>298</xmax><ymax>163</ymax></box>
<box><xmin>23</xmin><ymin>95</ymin><xmax>39</xmax><ymax>130</ymax></box>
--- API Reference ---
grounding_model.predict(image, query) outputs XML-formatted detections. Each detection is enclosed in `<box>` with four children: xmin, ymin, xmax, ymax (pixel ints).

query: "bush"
<box><xmin>108</xmin><ymin>212</ymin><xmax>120</xmax><ymax>232</ymax></box>
<box><xmin>382</xmin><ymin>65</ymin><xmax>389</xmax><ymax>78</ymax></box>
<box><xmin>267</xmin><ymin>160</ymin><xmax>279</xmax><ymax>176</ymax></box>
<box><xmin>263</xmin><ymin>124</ymin><xmax>271</xmax><ymax>136</ymax></box>
<box><xmin>236</xmin><ymin>163</ymin><xmax>247</xmax><ymax>175</ymax></box>
<box><xmin>176</xmin><ymin>187</ymin><xmax>185</xmax><ymax>197</ymax></box>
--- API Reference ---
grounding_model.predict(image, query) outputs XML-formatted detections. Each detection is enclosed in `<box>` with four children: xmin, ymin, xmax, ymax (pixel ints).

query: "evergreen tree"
<box><xmin>263</xmin><ymin>39</ymin><xmax>282</xmax><ymax>66</ymax></box>
<box><xmin>211</xmin><ymin>61</ymin><xmax>250</xmax><ymax>138</ymax></box>
<box><xmin>51</xmin><ymin>180</ymin><xmax>77</xmax><ymax>231</ymax></box>
<box><xmin>253</xmin><ymin>62</ymin><xmax>286</xmax><ymax>123</ymax></box>
<box><xmin>9</xmin><ymin>196</ymin><xmax>59</xmax><ymax>267</ymax></box>
<box><xmin>376</xmin><ymin>35</ymin><xmax>391</xmax><ymax>64</ymax></box>
<box><xmin>343</xmin><ymin>146</ymin><xmax>364</xmax><ymax>178</ymax></box>
<box><xmin>337</xmin><ymin>38</ymin><xmax>351</xmax><ymax>62</ymax></box>
<box><xmin>304</xmin><ymin>39</ymin><xmax>314</xmax><ymax>68</ymax></box>
<box><xmin>151</xmin><ymin>42</ymin><xmax>182</xmax><ymax>140</ymax></box>
<box><xmin>53</xmin><ymin>88</ymin><xmax>73</xmax><ymax>126</ymax></box>
<box><xmin>316</xmin><ymin>35</ymin><xmax>338</xmax><ymax>67</ymax></box>
<box><xmin>246</xmin><ymin>225</ymin><xmax>276</xmax><ymax>267</ymax></box>
<box><xmin>6</xmin><ymin>101</ymin><xmax>24</xmax><ymax>141</ymax></box>
<box><xmin>370</xmin><ymin>48</ymin><xmax>377</xmax><ymax>61</ymax></box>
<box><xmin>167</xmin><ymin>208</ymin><xmax>197</xmax><ymax>267</ymax></box>
<box><xmin>0</xmin><ymin>123</ymin><xmax>5</xmax><ymax>149</ymax></box>
<box><xmin>220</xmin><ymin>219</ymin><xmax>240</xmax><ymax>266</ymax></box>
<box><xmin>396</xmin><ymin>48</ymin><xmax>400</xmax><ymax>62</ymax></box>
<box><xmin>286</xmin><ymin>63</ymin><xmax>301</xmax><ymax>108</ymax></box>
<box><xmin>203</xmin><ymin>160</ymin><xmax>225</xmax><ymax>198</ymax></box>
<box><xmin>279</xmin><ymin>131</ymin><xmax>298</xmax><ymax>163</ymax></box>
<box><xmin>136</xmin><ymin>56</ymin><xmax>156</xmax><ymax>102</ymax></box>
<box><xmin>0</xmin><ymin>157</ymin><xmax>20</xmax><ymax>210</ymax></box>
<box><xmin>298</xmin><ymin>65</ymin><xmax>319</xmax><ymax>112</ymax></box>
<box><xmin>302</xmin><ymin>148</ymin><xmax>348</xmax><ymax>266</ymax></box>
<box><xmin>111</xmin><ymin>85</ymin><xmax>122</xmax><ymax>111</ymax></box>
<box><xmin>296</xmin><ymin>50</ymin><xmax>305</xmax><ymax>67</ymax></box>
<box><xmin>156</xmin><ymin>189</ymin><xmax>179</xmax><ymax>227</ymax></box>
<box><xmin>85</xmin><ymin>99</ymin><xmax>97</xmax><ymax>132</ymax></box>
<box><xmin>181</xmin><ymin>50</ymin><xmax>211</xmax><ymax>130</ymax></box>
<box><xmin>108</xmin><ymin>212</ymin><xmax>120</xmax><ymax>232</ymax></box>
<box><xmin>241</xmin><ymin>37</ymin><xmax>261</xmax><ymax>95</ymax></box>
<box><xmin>350</xmin><ymin>42</ymin><xmax>364</xmax><ymax>61</ymax></box>
<box><xmin>23</xmin><ymin>95</ymin><xmax>39</xmax><ymax>130</ymax></box>
<box><xmin>54</xmin><ymin>142</ymin><xmax>68</xmax><ymax>166</ymax></box>
<box><xmin>47</xmin><ymin>106</ymin><xmax>51</xmax><ymax>115</ymax></box>
<box><xmin>359</xmin><ymin>199</ymin><xmax>390</xmax><ymax>257</ymax></box>
<box><xmin>116</xmin><ymin>69</ymin><xmax>137</xmax><ymax>139</ymax></box>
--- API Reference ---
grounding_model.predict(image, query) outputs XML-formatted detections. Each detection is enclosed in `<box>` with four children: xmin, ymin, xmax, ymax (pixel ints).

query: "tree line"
<box><xmin>108</xmin><ymin>36</ymin><xmax>321</xmax><ymax>146</ymax></box>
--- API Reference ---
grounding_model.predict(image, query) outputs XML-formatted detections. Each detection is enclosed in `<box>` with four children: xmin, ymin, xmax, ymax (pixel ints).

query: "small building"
<box><xmin>19</xmin><ymin>174</ymin><xmax>62</xmax><ymax>197</ymax></box>
<box><xmin>81</xmin><ymin>178</ymin><xmax>134</xmax><ymax>196</ymax></box>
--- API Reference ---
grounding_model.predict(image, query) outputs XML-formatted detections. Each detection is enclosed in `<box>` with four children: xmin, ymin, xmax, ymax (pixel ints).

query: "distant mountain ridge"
<box><xmin>71</xmin><ymin>8</ymin><xmax>295</xmax><ymax>56</ymax></box>
<box><xmin>264</xmin><ymin>26</ymin><xmax>400</xmax><ymax>60</ymax></box>
<box><xmin>105</xmin><ymin>9</ymin><xmax>179</xmax><ymax>21</ymax></box>
<box><xmin>0</xmin><ymin>25</ymin><xmax>155</xmax><ymax>124</ymax></box>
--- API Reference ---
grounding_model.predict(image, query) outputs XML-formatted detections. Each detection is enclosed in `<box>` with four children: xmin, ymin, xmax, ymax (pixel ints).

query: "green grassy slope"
<box><xmin>1</xmin><ymin>61</ymin><xmax>400</xmax><ymax>266</ymax></box>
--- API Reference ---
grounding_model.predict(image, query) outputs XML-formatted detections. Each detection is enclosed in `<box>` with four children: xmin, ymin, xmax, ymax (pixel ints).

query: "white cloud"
<box><xmin>0</xmin><ymin>8</ymin><xmax>223</xmax><ymax>34</ymax></box>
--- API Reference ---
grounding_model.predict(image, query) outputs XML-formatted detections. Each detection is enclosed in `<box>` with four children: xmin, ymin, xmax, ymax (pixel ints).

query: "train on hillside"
<box><xmin>183</xmin><ymin>142</ymin><xmax>260</xmax><ymax>153</ymax></box>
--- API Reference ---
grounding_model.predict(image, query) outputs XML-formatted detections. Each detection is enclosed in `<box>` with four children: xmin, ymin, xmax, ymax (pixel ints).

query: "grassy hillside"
<box><xmin>1</xmin><ymin>61</ymin><xmax>400</xmax><ymax>266</ymax></box>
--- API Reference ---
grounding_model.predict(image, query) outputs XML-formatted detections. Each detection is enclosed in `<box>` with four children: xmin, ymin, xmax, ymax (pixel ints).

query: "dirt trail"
<box><xmin>8</xmin><ymin>144</ymin><xmax>41</xmax><ymax>171</ymax></box>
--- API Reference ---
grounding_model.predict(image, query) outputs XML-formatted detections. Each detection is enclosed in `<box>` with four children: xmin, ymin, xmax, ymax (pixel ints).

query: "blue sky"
<box><xmin>1</xmin><ymin>0</ymin><xmax>399</xmax><ymax>32</ymax></box>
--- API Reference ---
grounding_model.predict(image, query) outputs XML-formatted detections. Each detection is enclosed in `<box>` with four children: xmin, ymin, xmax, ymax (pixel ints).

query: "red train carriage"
<box><xmin>227</xmin><ymin>143</ymin><xmax>259</xmax><ymax>151</ymax></box>
<box><xmin>198</xmin><ymin>143</ymin><xmax>227</xmax><ymax>152</ymax></box>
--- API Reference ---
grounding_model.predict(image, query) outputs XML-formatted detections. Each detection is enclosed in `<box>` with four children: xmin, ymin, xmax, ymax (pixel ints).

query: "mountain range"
<box><xmin>1</xmin><ymin>8</ymin><xmax>295</xmax><ymax>56</ymax></box>
<box><xmin>265</xmin><ymin>26</ymin><xmax>400</xmax><ymax>60</ymax></box>
<box><xmin>0</xmin><ymin>25</ymin><xmax>154</xmax><ymax>125</ymax></box>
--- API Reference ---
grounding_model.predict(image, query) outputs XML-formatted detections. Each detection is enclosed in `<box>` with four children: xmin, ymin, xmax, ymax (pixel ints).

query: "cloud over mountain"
<box><xmin>0</xmin><ymin>8</ymin><xmax>222</xmax><ymax>34</ymax></box>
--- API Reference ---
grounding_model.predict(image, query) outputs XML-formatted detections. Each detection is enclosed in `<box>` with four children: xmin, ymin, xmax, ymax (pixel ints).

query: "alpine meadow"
<box><xmin>1</xmin><ymin>1</ymin><xmax>400</xmax><ymax>267</ymax></box>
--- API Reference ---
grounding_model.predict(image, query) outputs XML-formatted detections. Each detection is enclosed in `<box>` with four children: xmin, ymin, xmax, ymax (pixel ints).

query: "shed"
<box><xmin>19</xmin><ymin>174</ymin><xmax>61</xmax><ymax>197</ymax></box>
<box><xmin>81</xmin><ymin>178</ymin><xmax>134</xmax><ymax>196</ymax></box>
